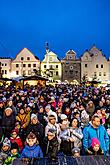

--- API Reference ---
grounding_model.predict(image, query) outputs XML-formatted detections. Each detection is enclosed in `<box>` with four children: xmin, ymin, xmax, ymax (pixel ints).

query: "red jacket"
<box><xmin>10</xmin><ymin>136</ymin><xmax>23</xmax><ymax>151</ymax></box>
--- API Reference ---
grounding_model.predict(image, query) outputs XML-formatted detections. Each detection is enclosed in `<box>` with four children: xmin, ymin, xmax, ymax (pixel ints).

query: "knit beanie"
<box><xmin>3</xmin><ymin>137</ymin><xmax>11</xmax><ymax>148</ymax></box>
<box><xmin>31</xmin><ymin>113</ymin><xmax>37</xmax><ymax>121</ymax></box>
<box><xmin>91</xmin><ymin>138</ymin><xmax>100</xmax><ymax>148</ymax></box>
<box><xmin>11</xmin><ymin>128</ymin><xmax>19</xmax><ymax>135</ymax></box>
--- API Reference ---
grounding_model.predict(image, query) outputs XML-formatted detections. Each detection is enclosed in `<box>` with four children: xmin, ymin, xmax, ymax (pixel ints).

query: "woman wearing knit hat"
<box><xmin>86</xmin><ymin>138</ymin><xmax>104</xmax><ymax>155</ymax></box>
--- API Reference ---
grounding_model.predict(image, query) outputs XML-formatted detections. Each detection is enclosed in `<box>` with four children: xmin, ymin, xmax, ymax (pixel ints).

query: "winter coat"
<box><xmin>69</xmin><ymin>127</ymin><xmax>83</xmax><ymax>148</ymax></box>
<box><xmin>26</xmin><ymin>123</ymin><xmax>44</xmax><ymax>146</ymax></box>
<box><xmin>86</xmin><ymin>146</ymin><xmax>104</xmax><ymax>155</ymax></box>
<box><xmin>45</xmin><ymin>122</ymin><xmax>61</xmax><ymax>137</ymax></box>
<box><xmin>0</xmin><ymin>150</ymin><xmax>10</xmax><ymax>165</ymax></box>
<box><xmin>83</xmin><ymin>123</ymin><xmax>109</xmax><ymax>155</ymax></box>
<box><xmin>59</xmin><ymin>128</ymin><xmax>71</xmax><ymax>155</ymax></box>
<box><xmin>21</xmin><ymin>144</ymin><xmax>43</xmax><ymax>158</ymax></box>
<box><xmin>2</xmin><ymin>113</ymin><xmax>16</xmax><ymax>137</ymax></box>
<box><xmin>10</xmin><ymin>136</ymin><xmax>23</xmax><ymax>151</ymax></box>
<box><xmin>16</xmin><ymin>112</ymin><xmax>30</xmax><ymax>129</ymax></box>
<box><xmin>44</xmin><ymin>136</ymin><xmax>59</xmax><ymax>159</ymax></box>
<box><xmin>4</xmin><ymin>153</ymin><xmax>20</xmax><ymax>165</ymax></box>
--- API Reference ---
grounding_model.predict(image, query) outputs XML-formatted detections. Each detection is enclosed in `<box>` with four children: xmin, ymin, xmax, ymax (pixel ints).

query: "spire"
<box><xmin>45</xmin><ymin>42</ymin><xmax>49</xmax><ymax>54</ymax></box>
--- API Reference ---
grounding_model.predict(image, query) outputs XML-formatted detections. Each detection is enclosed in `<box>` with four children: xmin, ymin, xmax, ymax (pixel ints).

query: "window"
<box><xmin>16</xmin><ymin>71</ymin><xmax>19</xmax><ymax>75</ymax></box>
<box><xmin>99</xmin><ymin>72</ymin><xmax>101</xmax><ymax>76</ymax></box>
<box><xmin>96</xmin><ymin>64</ymin><xmax>98</xmax><ymax>68</ymax></box>
<box><xmin>27</xmin><ymin>57</ymin><xmax>30</xmax><ymax>60</ymax></box>
<box><xmin>56</xmin><ymin>71</ymin><xmax>58</xmax><ymax>76</ymax></box>
<box><xmin>49</xmin><ymin>57</ymin><xmax>52</xmax><ymax>61</ymax></box>
<box><xmin>65</xmin><ymin>70</ymin><xmax>68</xmax><ymax>73</ymax></box>
<box><xmin>33</xmin><ymin>64</ymin><xmax>36</xmax><ymax>67</ymax></box>
<box><xmin>23</xmin><ymin>64</ymin><xmax>26</xmax><ymax>67</ymax></box>
<box><xmin>16</xmin><ymin>64</ymin><xmax>19</xmax><ymax>68</ymax></box>
<box><xmin>2</xmin><ymin>70</ymin><xmax>4</xmax><ymax>74</ymax></box>
<box><xmin>49</xmin><ymin>65</ymin><xmax>53</xmax><ymax>69</ymax></box>
<box><xmin>66</xmin><ymin>62</ymin><xmax>69</xmax><ymax>65</ymax></box>
<box><xmin>21</xmin><ymin>57</ymin><xmax>24</xmax><ymax>60</ymax></box>
<box><xmin>33</xmin><ymin>69</ymin><xmax>37</xmax><ymax>72</ymax></box>
<box><xmin>56</xmin><ymin>65</ymin><xmax>58</xmax><ymax>68</ymax></box>
<box><xmin>69</xmin><ymin>56</ymin><xmax>73</xmax><ymax>59</ymax></box>
<box><xmin>70</xmin><ymin>66</ymin><xmax>73</xmax><ymax>70</ymax></box>
<box><xmin>44</xmin><ymin>65</ymin><xmax>46</xmax><ymax>68</ymax></box>
<box><xmin>101</xmin><ymin>64</ymin><xmax>103</xmax><ymax>68</ymax></box>
<box><xmin>85</xmin><ymin>64</ymin><xmax>87</xmax><ymax>68</ymax></box>
<box><xmin>28</xmin><ymin>70</ymin><xmax>31</xmax><ymax>75</ymax></box>
<box><xmin>94</xmin><ymin>72</ymin><xmax>96</xmax><ymax>76</ymax></box>
<box><xmin>5</xmin><ymin>70</ymin><xmax>7</xmax><ymax>74</ymax></box>
<box><xmin>2</xmin><ymin>63</ymin><xmax>4</xmax><ymax>66</ymax></box>
<box><xmin>76</xmin><ymin>71</ymin><xmax>78</xmax><ymax>74</ymax></box>
<box><xmin>104</xmin><ymin>72</ymin><xmax>106</xmax><ymax>76</ymax></box>
<box><xmin>28</xmin><ymin>64</ymin><xmax>31</xmax><ymax>67</ymax></box>
<box><xmin>23</xmin><ymin>70</ymin><xmax>26</xmax><ymax>76</ymax></box>
<box><xmin>5</xmin><ymin>63</ymin><xmax>7</xmax><ymax>66</ymax></box>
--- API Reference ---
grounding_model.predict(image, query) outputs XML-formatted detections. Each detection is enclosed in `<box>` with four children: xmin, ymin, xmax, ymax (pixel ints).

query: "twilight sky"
<box><xmin>0</xmin><ymin>0</ymin><xmax>110</xmax><ymax>60</ymax></box>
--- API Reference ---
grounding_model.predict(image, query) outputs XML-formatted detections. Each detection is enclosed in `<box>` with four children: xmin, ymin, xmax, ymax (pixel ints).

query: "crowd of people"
<box><xmin>0</xmin><ymin>83</ymin><xmax>110</xmax><ymax>164</ymax></box>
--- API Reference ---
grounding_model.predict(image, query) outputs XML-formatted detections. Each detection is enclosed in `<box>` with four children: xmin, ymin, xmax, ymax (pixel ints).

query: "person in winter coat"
<box><xmin>45</xmin><ymin>115</ymin><xmax>61</xmax><ymax>139</ymax></box>
<box><xmin>59</xmin><ymin>114</ymin><xmax>71</xmax><ymax>155</ymax></box>
<box><xmin>83</xmin><ymin>115</ymin><xmax>109</xmax><ymax>155</ymax></box>
<box><xmin>2</xmin><ymin>107</ymin><xmax>16</xmax><ymax>138</ymax></box>
<box><xmin>4</xmin><ymin>142</ymin><xmax>20</xmax><ymax>165</ymax></box>
<box><xmin>86</xmin><ymin>138</ymin><xmax>104</xmax><ymax>155</ymax></box>
<box><xmin>10</xmin><ymin>129</ymin><xmax>23</xmax><ymax>152</ymax></box>
<box><xmin>44</xmin><ymin>129</ymin><xmax>59</xmax><ymax>160</ymax></box>
<box><xmin>16</xmin><ymin>107</ymin><xmax>30</xmax><ymax>129</ymax></box>
<box><xmin>0</xmin><ymin>138</ymin><xmax>11</xmax><ymax>165</ymax></box>
<box><xmin>26</xmin><ymin>113</ymin><xmax>44</xmax><ymax>150</ymax></box>
<box><xmin>21</xmin><ymin>132</ymin><xmax>43</xmax><ymax>158</ymax></box>
<box><xmin>69</xmin><ymin>118</ymin><xmax>83</xmax><ymax>149</ymax></box>
<box><xmin>86</xmin><ymin>101</ymin><xmax>95</xmax><ymax>118</ymax></box>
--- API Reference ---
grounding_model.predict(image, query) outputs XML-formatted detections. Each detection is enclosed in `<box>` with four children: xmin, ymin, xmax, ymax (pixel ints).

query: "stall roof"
<box><xmin>19</xmin><ymin>75</ymin><xmax>48</xmax><ymax>81</ymax></box>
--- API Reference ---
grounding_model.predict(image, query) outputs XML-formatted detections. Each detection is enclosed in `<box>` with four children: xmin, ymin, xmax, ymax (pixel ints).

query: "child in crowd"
<box><xmin>21</xmin><ymin>132</ymin><xmax>43</xmax><ymax>158</ymax></box>
<box><xmin>86</xmin><ymin>138</ymin><xmax>104</xmax><ymax>155</ymax></box>
<box><xmin>72</xmin><ymin>148</ymin><xmax>80</xmax><ymax>158</ymax></box>
<box><xmin>0</xmin><ymin>138</ymin><xmax>11</xmax><ymax>164</ymax></box>
<box><xmin>10</xmin><ymin>128</ymin><xmax>23</xmax><ymax>152</ymax></box>
<box><xmin>4</xmin><ymin>142</ymin><xmax>20</xmax><ymax>165</ymax></box>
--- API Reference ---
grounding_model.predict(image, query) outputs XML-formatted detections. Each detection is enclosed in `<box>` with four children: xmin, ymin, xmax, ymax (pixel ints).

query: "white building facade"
<box><xmin>11</xmin><ymin>48</ymin><xmax>40</xmax><ymax>77</ymax></box>
<box><xmin>81</xmin><ymin>46</ymin><xmax>109</xmax><ymax>84</ymax></box>
<box><xmin>0</xmin><ymin>58</ymin><xmax>12</xmax><ymax>78</ymax></box>
<box><xmin>41</xmin><ymin>51</ymin><xmax>62</xmax><ymax>81</ymax></box>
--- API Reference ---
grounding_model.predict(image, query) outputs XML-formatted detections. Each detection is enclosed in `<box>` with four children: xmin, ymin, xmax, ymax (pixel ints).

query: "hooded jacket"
<box><xmin>83</xmin><ymin>123</ymin><xmax>109</xmax><ymax>155</ymax></box>
<box><xmin>21</xmin><ymin>144</ymin><xmax>43</xmax><ymax>158</ymax></box>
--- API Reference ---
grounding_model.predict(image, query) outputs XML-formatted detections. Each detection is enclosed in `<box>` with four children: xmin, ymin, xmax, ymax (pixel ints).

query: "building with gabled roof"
<box><xmin>61</xmin><ymin>49</ymin><xmax>81</xmax><ymax>83</ymax></box>
<box><xmin>11</xmin><ymin>48</ymin><xmax>40</xmax><ymax>77</ymax></box>
<box><xmin>81</xmin><ymin>45</ymin><xmax>109</xmax><ymax>83</ymax></box>
<box><xmin>41</xmin><ymin>50</ymin><xmax>62</xmax><ymax>81</ymax></box>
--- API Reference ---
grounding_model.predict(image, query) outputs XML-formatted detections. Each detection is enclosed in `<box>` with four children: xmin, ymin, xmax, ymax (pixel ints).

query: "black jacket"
<box><xmin>44</xmin><ymin>136</ymin><xmax>59</xmax><ymax>159</ymax></box>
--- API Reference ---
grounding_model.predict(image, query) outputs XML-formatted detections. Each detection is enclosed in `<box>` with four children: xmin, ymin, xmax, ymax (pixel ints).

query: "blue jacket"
<box><xmin>83</xmin><ymin>124</ymin><xmax>109</xmax><ymax>155</ymax></box>
<box><xmin>21</xmin><ymin>144</ymin><xmax>43</xmax><ymax>158</ymax></box>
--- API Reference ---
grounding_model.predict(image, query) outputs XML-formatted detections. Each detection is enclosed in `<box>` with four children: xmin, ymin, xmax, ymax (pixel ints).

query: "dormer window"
<box><xmin>49</xmin><ymin>57</ymin><xmax>52</xmax><ymax>61</ymax></box>
<box><xmin>69</xmin><ymin>56</ymin><xmax>73</xmax><ymax>60</ymax></box>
